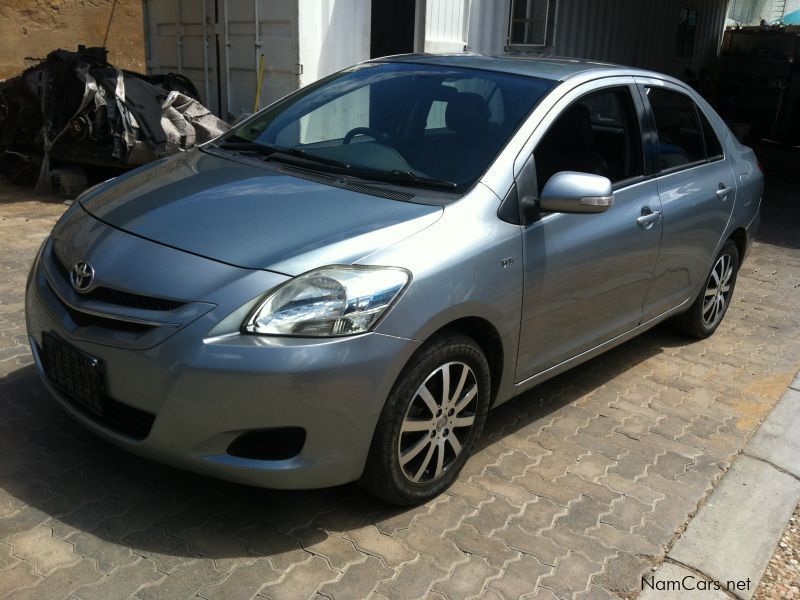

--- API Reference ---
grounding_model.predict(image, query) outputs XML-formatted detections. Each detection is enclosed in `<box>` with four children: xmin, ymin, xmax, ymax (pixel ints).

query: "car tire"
<box><xmin>675</xmin><ymin>240</ymin><xmax>739</xmax><ymax>339</ymax></box>
<box><xmin>360</xmin><ymin>332</ymin><xmax>491</xmax><ymax>505</ymax></box>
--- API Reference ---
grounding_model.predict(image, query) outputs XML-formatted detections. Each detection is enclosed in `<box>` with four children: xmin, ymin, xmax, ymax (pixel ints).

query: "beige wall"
<box><xmin>0</xmin><ymin>0</ymin><xmax>145</xmax><ymax>80</ymax></box>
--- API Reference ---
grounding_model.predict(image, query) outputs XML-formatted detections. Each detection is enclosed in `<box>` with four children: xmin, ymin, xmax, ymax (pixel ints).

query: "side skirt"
<box><xmin>497</xmin><ymin>297</ymin><xmax>692</xmax><ymax>406</ymax></box>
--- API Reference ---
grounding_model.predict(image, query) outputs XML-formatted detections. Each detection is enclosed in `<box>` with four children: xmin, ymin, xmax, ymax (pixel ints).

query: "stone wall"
<box><xmin>0</xmin><ymin>0</ymin><xmax>145</xmax><ymax>80</ymax></box>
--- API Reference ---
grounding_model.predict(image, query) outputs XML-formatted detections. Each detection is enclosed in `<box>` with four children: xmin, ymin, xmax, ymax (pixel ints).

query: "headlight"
<box><xmin>244</xmin><ymin>266</ymin><xmax>410</xmax><ymax>337</ymax></box>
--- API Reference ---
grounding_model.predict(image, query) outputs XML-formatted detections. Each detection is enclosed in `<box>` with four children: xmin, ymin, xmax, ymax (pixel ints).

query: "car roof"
<box><xmin>374</xmin><ymin>52</ymin><xmax>672</xmax><ymax>83</ymax></box>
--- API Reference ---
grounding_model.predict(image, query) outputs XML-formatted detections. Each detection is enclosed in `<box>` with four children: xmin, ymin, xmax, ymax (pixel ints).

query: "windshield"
<box><xmin>223</xmin><ymin>61</ymin><xmax>555</xmax><ymax>192</ymax></box>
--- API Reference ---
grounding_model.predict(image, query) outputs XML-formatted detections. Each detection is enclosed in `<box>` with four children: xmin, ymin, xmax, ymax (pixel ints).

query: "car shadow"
<box><xmin>0</xmin><ymin>322</ymin><xmax>686</xmax><ymax>563</ymax></box>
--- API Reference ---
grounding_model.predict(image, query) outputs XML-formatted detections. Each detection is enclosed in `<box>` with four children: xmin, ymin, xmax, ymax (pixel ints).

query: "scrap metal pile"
<box><xmin>0</xmin><ymin>46</ymin><xmax>228</xmax><ymax>195</ymax></box>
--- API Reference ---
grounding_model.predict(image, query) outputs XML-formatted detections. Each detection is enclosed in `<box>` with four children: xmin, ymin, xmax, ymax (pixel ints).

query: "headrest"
<box><xmin>445</xmin><ymin>92</ymin><xmax>490</xmax><ymax>136</ymax></box>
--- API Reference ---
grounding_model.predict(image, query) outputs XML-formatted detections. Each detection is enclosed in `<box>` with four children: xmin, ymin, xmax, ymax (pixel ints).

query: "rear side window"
<box><xmin>698</xmin><ymin>109</ymin><xmax>723</xmax><ymax>159</ymax></box>
<box><xmin>646</xmin><ymin>87</ymin><xmax>704</xmax><ymax>171</ymax></box>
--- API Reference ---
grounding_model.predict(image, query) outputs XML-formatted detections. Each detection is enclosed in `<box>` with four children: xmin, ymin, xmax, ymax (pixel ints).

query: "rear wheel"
<box><xmin>675</xmin><ymin>240</ymin><xmax>739</xmax><ymax>339</ymax></box>
<box><xmin>360</xmin><ymin>332</ymin><xmax>490</xmax><ymax>505</ymax></box>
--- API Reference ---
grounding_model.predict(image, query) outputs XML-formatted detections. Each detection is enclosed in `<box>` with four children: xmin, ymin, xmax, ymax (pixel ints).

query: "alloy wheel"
<box><xmin>397</xmin><ymin>361</ymin><xmax>479</xmax><ymax>484</ymax></box>
<box><xmin>702</xmin><ymin>252</ymin><xmax>734</xmax><ymax>327</ymax></box>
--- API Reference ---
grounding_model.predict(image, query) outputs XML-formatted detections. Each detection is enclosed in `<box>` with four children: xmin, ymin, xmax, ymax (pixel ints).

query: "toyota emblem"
<box><xmin>70</xmin><ymin>261</ymin><xmax>95</xmax><ymax>293</ymax></box>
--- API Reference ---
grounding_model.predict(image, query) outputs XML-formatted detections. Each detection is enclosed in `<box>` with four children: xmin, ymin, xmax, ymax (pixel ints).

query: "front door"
<box><xmin>516</xmin><ymin>84</ymin><xmax>662</xmax><ymax>382</ymax></box>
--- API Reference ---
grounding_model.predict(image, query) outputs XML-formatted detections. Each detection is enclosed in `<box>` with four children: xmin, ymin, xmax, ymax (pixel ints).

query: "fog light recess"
<box><xmin>226</xmin><ymin>427</ymin><xmax>306</xmax><ymax>461</ymax></box>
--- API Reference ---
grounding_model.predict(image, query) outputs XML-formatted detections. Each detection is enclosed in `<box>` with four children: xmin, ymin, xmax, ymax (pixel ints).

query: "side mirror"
<box><xmin>539</xmin><ymin>172</ymin><xmax>614</xmax><ymax>214</ymax></box>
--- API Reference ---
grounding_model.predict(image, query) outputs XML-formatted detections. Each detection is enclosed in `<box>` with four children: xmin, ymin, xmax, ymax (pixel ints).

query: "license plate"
<box><xmin>41</xmin><ymin>332</ymin><xmax>105</xmax><ymax>416</ymax></box>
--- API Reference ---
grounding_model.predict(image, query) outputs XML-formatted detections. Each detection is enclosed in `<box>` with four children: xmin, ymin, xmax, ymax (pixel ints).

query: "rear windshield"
<box><xmin>225</xmin><ymin>62</ymin><xmax>555</xmax><ymax>191</ymax></box>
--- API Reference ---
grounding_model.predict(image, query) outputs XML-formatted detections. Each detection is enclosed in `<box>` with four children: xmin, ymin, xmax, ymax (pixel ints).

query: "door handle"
<box><xmin>636</xmin><ymin>208</ymin><xmax>661</xmax><ymax>229</ymax></box>
<box><xmin>716</xmin><ymin>184</ymin><xmax>733</xmax><ymax>200</ymax></box>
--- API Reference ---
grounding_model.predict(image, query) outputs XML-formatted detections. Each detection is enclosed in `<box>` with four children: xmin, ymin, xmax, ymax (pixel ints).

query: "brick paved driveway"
<box><xmin>1</xmin><ymin>154</ymin><xmax>799</xmax><ymax>599</ymax></box>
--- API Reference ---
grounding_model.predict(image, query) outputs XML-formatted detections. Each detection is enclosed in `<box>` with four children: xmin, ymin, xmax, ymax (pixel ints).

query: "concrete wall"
<box><xmin>297</xmin><ymin>0</ymin><xmax>371</xmax><ymax>87</ymax></box>
<box><xmin>0</xmin><ymin>0</ymin><xmax>146</xmax><ymax>80</ymax></box>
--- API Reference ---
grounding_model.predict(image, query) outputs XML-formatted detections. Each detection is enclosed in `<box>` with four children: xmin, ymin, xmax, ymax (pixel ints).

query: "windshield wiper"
<box><xmin>216</xmin><ymin>141</ymin><xmax>458</xmax><ymax>191</ymax></box>
<box><xmin>215</xmin><ymin>141</ymin><xmax>351</xmax><ymax>170</ymax></box>
<box><xmin>372</xmin><ymin>170</ymin><xmax>458</xmax><ymax>191</ymax></box>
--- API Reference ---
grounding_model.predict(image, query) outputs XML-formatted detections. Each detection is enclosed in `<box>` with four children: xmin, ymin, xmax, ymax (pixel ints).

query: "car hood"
<box><xmin>79</xmin><ymin>149</ymin><xmax>443</xmax><ymax>275</ymax></box>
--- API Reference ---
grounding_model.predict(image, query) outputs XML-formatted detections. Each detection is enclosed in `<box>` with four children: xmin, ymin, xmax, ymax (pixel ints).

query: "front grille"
<box><xmin>281</xmin><ymin>166</ymin><xmax>416</xmax><ymax>202</ymax></box>
<box><xmin>52</xmin><ymin>252</ymin><xmax>185</xmax><ymax>312</ymax></box>
<box><xmin>47</xmin><ymin>282</ymin><xmax>154</xmax><ymax>334</ymax></box>
<box><xmin>41</xmin><ymin>333</ymin><xmax>155</xmax><ymax>440</ymax></box>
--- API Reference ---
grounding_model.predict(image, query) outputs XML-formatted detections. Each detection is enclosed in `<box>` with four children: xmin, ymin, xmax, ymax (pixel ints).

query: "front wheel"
<box><xmin>360</xmin><ymin>332</ymin><xmax>490</xmax><ymax>505</ymax></box>
<box><xmin>675</xmin><ymin>240</ymin><xmax>739</xmax><ymax>339</ymax></box>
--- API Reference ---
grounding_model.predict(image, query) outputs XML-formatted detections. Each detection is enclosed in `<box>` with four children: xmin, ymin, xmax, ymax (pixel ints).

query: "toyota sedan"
<box><xmin>25</xmin><ymin>54</ymin><xmax>762</xmax><ymax>504</ymax></box>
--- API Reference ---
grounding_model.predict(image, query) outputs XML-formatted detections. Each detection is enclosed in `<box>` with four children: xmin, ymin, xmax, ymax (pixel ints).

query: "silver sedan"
<box><xmin>25</xmin><ymin>54</ymin><xmax>762</xmax><ymax>504</ymax></box>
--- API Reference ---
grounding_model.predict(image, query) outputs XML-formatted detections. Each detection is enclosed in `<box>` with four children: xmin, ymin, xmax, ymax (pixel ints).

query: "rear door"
<box><xmin>636</xmin><ymin>80</ymin><xmax>736</xmax><ymax>320</ymax></box>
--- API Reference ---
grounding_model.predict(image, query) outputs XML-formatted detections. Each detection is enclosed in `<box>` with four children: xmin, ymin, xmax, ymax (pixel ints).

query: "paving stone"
<box><xmin>445</xmin><ymin>524</ymin><xmax>519</xmax><ymax>568</ymax></box>
<box><xmin>493</xmin><ymin>524</ymin><xmax>565</xmax><ymax>566</ymax></box>
<box><xmin>257</xmin><ymin>555</ymin><xmax>338</xmax><ymax>600</ymax></box>
<box><xmin>542</xmin><ymin>525</ymin><xmax>616</xmax><ymax>565</ymax></box>
<box><xmin>372</xmin><ymin>500</ymin><xmax>438</xmax><ymax>535</ymax></box>
<box><xmin>122</xmin><ymin>524</ymin><xmax>196</xmax><ymax>574</ymax></box>
<box><xmin>444</xmin><ymin>480</ymin><xmax>495</xmax><ymax>508</ymax></box>
<box><xmin>343</xmin><ymin>524</ymin><xmax>417</xmax><ymax>569</ymax></box>
<box><xmin>199</xmin><ymin>558</ymin><xmax>282</xmax><ymax>600</ymax></box>
<box><xmin>514</xmin><ymin>472</ymin><xmax>580</xmax><ymax>507</ymax></box>
<box><xmin>510</xmin><ymin>497</ymin><xmax>566</xmax><ymax>535</ymax></box>
<box><xmin>538</xmin><ymin>551</ymin><xmax>603</xmax><ymax>598</ymax></box>
<box><xmin>411</xmin><ymin>496</ymin><xmax>476</xmax><ymax>535</ymax></box>
<box><xmin>319</xmin><ymin>555</ymin><xmax>394</xmax><ymax>599</ymax></box>
<box><xmin>8</xmin><ymin>524</ymin><xmax>81</xmax><ymax>575</ymax></box>
<box><xmin>589</xmin><ymin>523</ymin><xmax>662</xmax><ymax>557</ymax></box>
<box><xmin>598</xmin><ymin>472</ymin><xmax>663</xmax><ymax>507</ymax></box>
<box><xmin>67</xmin><ymin>529</ymin><xmax>139</xmax><ymax>573</ymax></box>
<box><xmin>558</xmin><ymin>473</ymin><xmax>621</xmax><ymax>505</ymax></box>
<box><xmin>293</xmin><ymin>526</ymin><xmax>365</xmax><ymax>570</ymax></box>
<box><xmin>555</xmin><ymin>495</ymin><xmax>609</xmax><ymax>533</ymax></box>
<box><xmin>0</xmin><ymin>559</ymin><xmax>41</xmax><ymax>597</ymax></box>
<box><xmin>73</xmin><ymin>557</ymin><xmax>165</xmax><ymax>600</ymax></box>
<box><xmin>432</xmin><ymin>555</ymin><xmax>499</xmax><ymax>598</ymax></box>
<box><xmin>236</xmin><ymin>522</ymin><xmax>313</xmax><ymax>572</ymax></box>
<box><xmin>486</xmin><ymin>554</ymin><xmax>552</xmax><ymax>599</ymax></box>
<box><xmin>9</xmin><ymin>558</ymin><xmax>103</xmax><ymax>600</ymax></box>
<box><xmin>591</xmin><ymin>551</ymin><xmax>654</xmax><ymax>597</ymax></box>
<box><xmin>462</xmin><ymin>496</ymin><xmax>522</xmax><ymax>535</ymax></box>
<box><xmin>397</xmin><ymin>524</ymin><xmax>466</xmax><ymax>571</ymax></box>
<box><xmin>137</xmin><ymin>559</ymin><xmax>227</xmax><ymax>600</ymax></box>
<box><xmin>375</xmin><ymin>555</ymin><xmax>447</xmax><ymax>600</ymax></box>
<box><xmin>599</xmin><ymin>496</ymin><xmax>651</xmax><ymax>533</ymax></box>
<box><xmin>471</xmin><ymin>472</ymin><xmax>531</xmax><ymax>507</ymax></box>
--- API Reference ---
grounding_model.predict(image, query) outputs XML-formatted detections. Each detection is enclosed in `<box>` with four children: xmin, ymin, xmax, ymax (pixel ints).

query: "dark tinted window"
<box><xmin>698</xmin><ymin>109</ymin><xmax>723</xmax><ymax>159</ymax></box>
<box><xmin>226</xmin><ymin>62</ymin><xmax>554</xmax><ymax>191</ymax></box>
<box><xmin>647</xmin><ymin>87</ymin><xmax>704</xmax><ymax>171</ymax></box>
<box><xmin>535</xmin><ymin>87</ymin><xmax>644</xmax><ymax>191</ymax></box>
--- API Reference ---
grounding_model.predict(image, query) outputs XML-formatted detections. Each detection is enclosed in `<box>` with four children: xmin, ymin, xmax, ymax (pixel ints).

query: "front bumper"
<box><xmin>25</xmin><ymin>240</ymin><xmax>420</xmax><ymax>489</ymax></box>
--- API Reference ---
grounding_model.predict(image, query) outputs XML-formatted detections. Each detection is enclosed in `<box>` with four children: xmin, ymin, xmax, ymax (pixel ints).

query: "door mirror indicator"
<box><xmin>539</xmin><ymin>171</ymin><xmax>614</xmax><ymax>214</ymax></box>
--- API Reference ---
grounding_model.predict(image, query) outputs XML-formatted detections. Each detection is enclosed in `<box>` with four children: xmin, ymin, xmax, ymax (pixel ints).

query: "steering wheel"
<box><xmin>343</xmin><ymin>127</ymin><xmax>389</xmax><ymax>145</ymax></box>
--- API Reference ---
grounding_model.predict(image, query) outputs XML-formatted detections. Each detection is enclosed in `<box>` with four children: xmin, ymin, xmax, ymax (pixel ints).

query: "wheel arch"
<box><xmin>427</xmin><ymin>316</ymin><xmax>505</xmax><ymax>406</ymax></box>
<box><xmin>729</xmin><ymin>227</ymin><xmax>747</xmax><ymax>263</ymax></box>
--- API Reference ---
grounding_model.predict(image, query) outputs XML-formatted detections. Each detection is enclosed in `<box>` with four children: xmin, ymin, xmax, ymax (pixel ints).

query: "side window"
<box><xmin>646</xmin><ymin>87</ymin><xmax>705</xmax><ymax>171</ymax></box>
<box><xmin>534</xmin><ymin>87</ymin><xmax>644</xmax><ymax>192</ymax></box>
<box><xmin>698</xmin><ymin>109</ymin><xmax>723</xmax><ymax>159</ymax></box>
